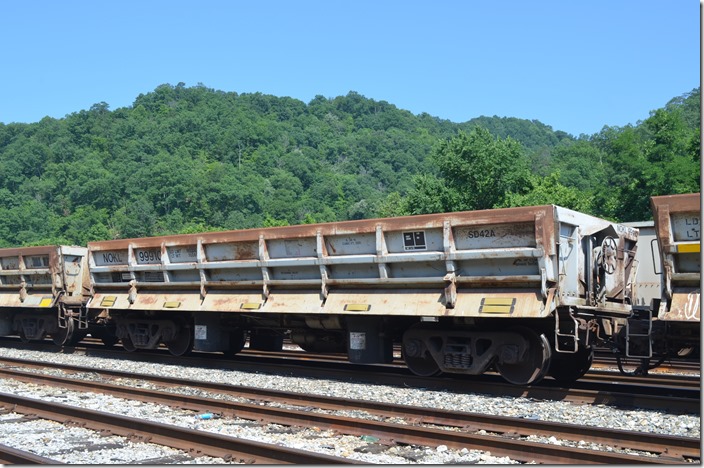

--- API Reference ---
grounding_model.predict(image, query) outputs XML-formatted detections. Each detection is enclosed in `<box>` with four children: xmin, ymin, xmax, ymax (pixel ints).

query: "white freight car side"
<box><xmin>0</xmin><ymin>245</ymin><xmax>89</xmax><ymax>345</ymax></box>
<box><xmin>86</xmin><ymin>204</ymin><xmax>639</xmax><ymax>385</ymax></box>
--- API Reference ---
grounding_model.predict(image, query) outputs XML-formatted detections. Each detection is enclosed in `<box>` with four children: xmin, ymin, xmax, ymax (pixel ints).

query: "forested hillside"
<box><xmin>0</xmin><ymin>83</ymin><xmax>699</xmax><ymax>247</ymax></box>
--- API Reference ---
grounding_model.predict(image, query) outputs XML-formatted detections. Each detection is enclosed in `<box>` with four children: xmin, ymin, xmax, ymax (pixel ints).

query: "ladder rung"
<box><xmin>554</xmin><ymin>309</ymin><xmax>579</xmax><ymax>353</ymax></box>
<box><xmin>625</xmin><ymin>309</ymin><xmax>652</xmax><ymax>358</ymax></box>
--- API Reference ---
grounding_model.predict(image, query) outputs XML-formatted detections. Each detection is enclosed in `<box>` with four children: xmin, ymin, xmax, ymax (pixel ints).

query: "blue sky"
<box><xmin>0</xmin><ymin>0</ymin><xmax>699</xmax><ymax>136</ymax></box>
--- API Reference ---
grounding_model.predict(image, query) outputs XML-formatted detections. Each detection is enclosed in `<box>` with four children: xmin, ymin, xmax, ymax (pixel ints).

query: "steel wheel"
<box><xmin>121</xmin><ymin>335</ymin><xmax>136</xmax><ymax>352</ymax></box>
<box><xmin>495</xmin><ymin>328</ymin><xmax>552</xmax><ymax>385</ymax></box>
<box><xmin>100</xmin><ymin>334</ymin><xmax>119</xmax><ymax>347</ymax></box>
<box><xmin>166</xmin><ymin>327</ymin><xmax>193</xmax><ymax>356</ymax></box>
<box><xmin>51</xmin><ymin>319</ymin><xmax>74</xmax><ymax>346</ymax></box>
<box><xmin>65</xmin><ymin>324</ymin><xmax>88</xmax><ymax>346</ymax></box>
<box><xmin>222</xmin><ymin>329</ymin><xmax>247</xmax><ymax>357</ymax></box>
<box><xmin>18</xmin><ymin>328</ymin><xmax>30</xmax><ymax>343</ymax></box>
<box><xmin>92</xmin><ymin>326</ymin><xmax>119</xmax><ymax>347</ymax></box>
<box><xmin>402</xmin><ymin>337</ymin><xmax>441</xmax><ymax>377</ymax></box>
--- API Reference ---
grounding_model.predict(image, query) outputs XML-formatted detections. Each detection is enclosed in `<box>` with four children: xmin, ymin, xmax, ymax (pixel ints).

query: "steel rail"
<box><xmin>585</xmin><ymin>369</ymin><xmax>700</xmax><ymax>387</ymax></box>
<box><xmin>0</xmin><ymin>364</ymin><xmax>696</xmax><ymax>463</ymax></box>
<box><xmin>0</xmin><ymin>391</ymin><xmax>357</xmax><ymax>464</ymax></box>
<box><xmin>84</xmin><ymin>347</ymin><xmax>704</xmax><ymax>412</ymax></box>
<box><xmin>0</xmin><ymin>340</ymin><xmax>699</xmax><ymax>413</ymax></box>
<box><xmin>0</xmin><ymin>359</ymin><xmax>698</xmax><ymax>459</ymax></box>
<box><xmin>239</xmin><ymin>349</ymin><xmax>701</xmax><ymax>388</ymax></box>
<box><xmin>4</xmin><ymin>336</ymin><xmax>702</xmax><ymax>384</ymax></box>
<box><xmin>0</xmin><ymin>442</ymin><xmax>64</xmax><ymax>464</ymax></box>
<box><xmin>592</xmin><ymin>357</ymin><xmax>701</xmax><ymax>371</ymax></box>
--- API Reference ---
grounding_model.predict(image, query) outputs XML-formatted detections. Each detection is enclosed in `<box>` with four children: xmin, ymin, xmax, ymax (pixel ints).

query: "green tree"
<box><xmin>403</xmin><ymin>174</ymin><xmax>455</xmax><ymax>215</ymax></box>
<box><xmin>498</xmin><ymin>172</ymin><xmax>594</xmax><ymax>212</ymax></box>
<box><xmin>409</xmin><ymin>127</ymin><xmax>532</xmax><ymax>213</ymax></box>
<box><xmin>598</xmin><ymin>106</ymin><xmax>700</xmax><ymax>221</ymax></box>
<box><xmin>0</xmin><ymin>83</ymin><xmax>697</xmax><ymax>246</ymax></box>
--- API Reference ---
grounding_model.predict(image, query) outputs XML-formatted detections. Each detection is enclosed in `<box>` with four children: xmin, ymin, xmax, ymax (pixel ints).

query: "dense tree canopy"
<box><xmin>403</xmin><ymin>128</ymin><xmax>532</xmax><ymax>214</ymax></box>
<box><xmin>0</xmin><ymin>84</ymin><xmax>699</xmax><ymax>247</ymax></box>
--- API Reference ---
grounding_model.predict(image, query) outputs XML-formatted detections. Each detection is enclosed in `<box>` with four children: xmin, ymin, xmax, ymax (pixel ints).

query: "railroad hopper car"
<box><xmin>84</xmin><ymin>204</ymin><xmax>639</xmax><ymax>385</ymax></box>
<box><xmin>0</xmin><ymin>245</ymin><xmax>91</xmax><ymax>345</ymax></box>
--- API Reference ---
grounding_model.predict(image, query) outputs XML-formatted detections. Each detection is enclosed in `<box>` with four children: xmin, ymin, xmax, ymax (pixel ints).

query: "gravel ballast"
<box><xmin>0</xmin><ymin>347</ymin><xmax>698</xmax><ymax>464</ymax></box>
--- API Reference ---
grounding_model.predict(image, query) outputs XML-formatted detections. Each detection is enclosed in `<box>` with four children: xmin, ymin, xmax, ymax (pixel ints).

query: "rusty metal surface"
<box><xmin>0</xmin><ymin>442</ymin><xmax>63</xmax><ymax>464</ymax></box>
<box><xmin>87</xmin><ymin>205</ymin><xmax>639</xmax><ymax>318</ymax></box>
<box><xmin>88</xmin><ymin>205</ymin><xmax>555</xmax><ymax>249</ymax></box>
<box><xmin>651</xmin><ymin>193</ymin><xmax>701</xmax><ymax>322</ymax></box>
<box><xmin>0</xmin><ymin>292</ymin><xmax>54</xmax><ymax>308</ymax></box>
<box><xmin>0</xmin><ymin>245</ymin><xmax>60</xmax><ymax>309</ymax></box>
<box><xmin>90</xmin><ymin>292</ymin><xmax>132</xmax><ymax>310</ymax></box>
<box><xmin>663</xmin><ymin>289</ymin><xmax>700</xmax><ymax>321</ymax></box>
<box><xmin>0</xmin><ymin>245</ymin><xmax>89</xmax><ymax>310</ymax></box>
<box><xmin>262</xmin><ymin>290</ymin><xmax>324</xmax><ymax>314</ymax></box>
<box><xmin>622</xmin><ymin>222</ymin><xmax>662</xmax><ymax>308</ymax></box>
<box><xmin>59</xmin><ymin>245</ymin><xmax>90</xmax><ymax>301</ymax></box>
<box><xmin>453</xmin><ymin>289</ymin><xmax>546</xmax><ymax>318</ymax></box>
<box><xmin>651</xmin><ymin>193</ymin><xmax>701</xmax><ymax>254</ymax></box>
<box><xmin>129</xmin><ymin>292</ymin><xmax>203</xmax><ymax>311</ymax></box>
<box><xmin>322</xmin><ymin>289</ymin><xmax>446</xmax><ymax>316</ymax></box>
<box><xmin>201</xmin><ymin>291</ymin><xmax>265</xmax><ymax>312</ymax></box>
<box><xmin>651</xmin><ymin>193</ymin><xmax>701</xmax><ymax>243</ymax></box>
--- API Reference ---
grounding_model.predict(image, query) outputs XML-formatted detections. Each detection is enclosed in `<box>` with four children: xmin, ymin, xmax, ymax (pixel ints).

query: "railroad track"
<box><xmin>0</xmin><ymin>389</ymin><xmax>355</xmax><ymax>464</ymax></box>
<box><xmin>236</xmin><ymin>344</ymin><xmax>702</xmax><ymax>377</ymax></box>
<box><xmin>584</xmin><ymin>368</ymin><xmax>699</xmax><ymax>387</ymax></box>
<box><xmin>0</xmin><ymin>359</ymin><xmax>697</xmax><ymax>464</ymax></box>
<box><xmin>266</xmin><ymin>347</ymin><xmax>702</xmax><ymax>377</ymax></box>
<box><xmin>591</xmin><ymin>355</ymin><xmax>701</xmax><ymax>375</ymax></box>
<box><xmin>243</xmin><ymin>348</ymin><xmax>701</xmax><ymax>389</ymax></box>
<box><xmin>3</xmin><ymin>336</ymin><xmax>700</xmax><ymax>379</ymax></box>
<box><xmin>6</xmin><ymin>335</ymin><xmax>702</xmax><ymax>388</ymax></box>
<box><xmin>0</xmin><ymin>442</ymin><xmax>64</xmax><ymax>464</ymax></box>
<box><xmin>0</xmin><ymin>339</ymin><xmax>699</xmax><ymax>414</ymax></box>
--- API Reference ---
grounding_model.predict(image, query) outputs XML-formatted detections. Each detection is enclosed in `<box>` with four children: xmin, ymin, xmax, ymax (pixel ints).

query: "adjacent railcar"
<box><xmin>0</xmin><ymin>245</ymin><xmax>90</xmax><ymax>345</ymax></box>
<box><xmin>651</xmin><ymin>193</ymin><xmax>700</xmax><ymax>356</ymax></box>
<box><xmin>609</xmin><ymin>193</ymin><xmax>701</xmax><ymax>374</ymax></box>
<box><xmin>85</xmin><ymin>204</ymin><xmax>639</xmax><ymax>385</ymax></box>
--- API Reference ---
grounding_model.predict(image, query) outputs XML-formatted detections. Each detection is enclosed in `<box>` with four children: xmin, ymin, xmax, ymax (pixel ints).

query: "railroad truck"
<box><xmin>0</xmin><ymin>245</ymin><xmax>91</xmax><ymax>345</ymax></box>
<box><xmin>84</xmin><ymin>204</ymin><xmax>639</xmax><ymax>385</ymax></box>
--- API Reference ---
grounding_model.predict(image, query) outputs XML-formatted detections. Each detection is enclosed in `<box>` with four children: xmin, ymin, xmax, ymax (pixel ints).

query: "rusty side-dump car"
<box><xmin>609</xmin><ymin>193</ymin><xmax>701</xmax><ymax>374</ymax></box>
<box><xmin>0</xmin><ymin>245</ymin><xmax>90</xmax><ymax>345</ymax></box>
<box><xmin>651</xmin><ymin>192</ymin><xmax>701</xmax><ymax>356</ymax></box>
<box><xmin>84</xmin><ymin>204</ymin><xmax>640</xmax><ymax>385</ymax></box>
